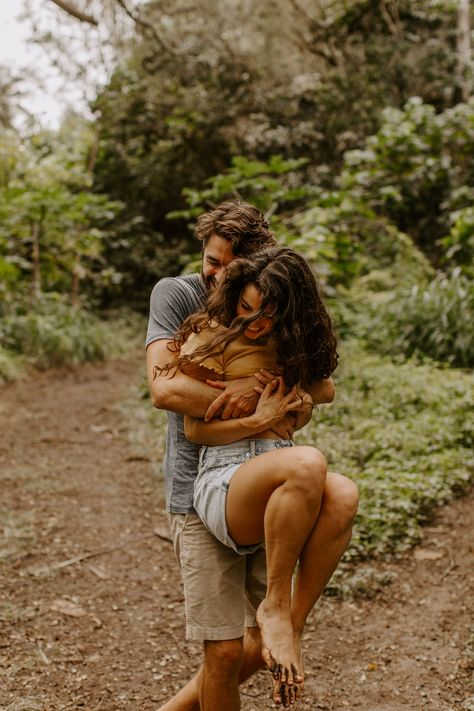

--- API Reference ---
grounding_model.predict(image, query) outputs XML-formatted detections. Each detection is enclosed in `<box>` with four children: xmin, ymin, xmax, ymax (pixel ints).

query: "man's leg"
<box><xmin>162</xmin><ymin>515</ymin><xmax>264</xmax><ymax>711</ymax></box>
<box><xmin>158</xmin><ymin>628</ymin><xmax>263</xmax><ymax>711</ymax></box>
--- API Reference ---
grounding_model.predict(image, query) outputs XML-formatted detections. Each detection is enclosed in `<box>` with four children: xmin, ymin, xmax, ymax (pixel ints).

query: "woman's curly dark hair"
<box><xmin>160</xmin><ymin>247</ymin><xmax>338</xmax><ymax>388</ymax></box>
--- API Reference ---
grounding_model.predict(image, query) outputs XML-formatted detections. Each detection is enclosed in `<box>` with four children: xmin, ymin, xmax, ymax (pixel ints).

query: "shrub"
<box><xmin>297</xmin><ymin>341</ymin><xmax>474</xmax><ymax>560</ymax></box>
<box><xmin>344</xmin><ymin>268</ymin><xmax>474</xmax><ymax>368</ymax></box>
<box><xmin>1</xmin><ymin>295</ymin><xmax>141</xmax><ymax>371</ymax></box>
<box><xmin>290</xmin><ymin>197</ymin><xmax>433</xmax><ymax>290</ymax></box>
<box><xmin>0</xmin><ymin>348</ymin><xmax>24</xmax><ymax>384</ymax></box>
<box><xmin>439</xmin><ymin>206</ymin><xmax>474</xmax><ymax>278</ymax></box>
<box><xmin>339</xmin><ymin>97</ymin><xmax>474</xmax><ymax>261</ymax></box>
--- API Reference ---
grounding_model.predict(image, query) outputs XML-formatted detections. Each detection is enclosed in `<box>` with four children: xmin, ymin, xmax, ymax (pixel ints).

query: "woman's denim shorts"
<box><xmin>193</xmin><ymin>438</ymin><xmax>294</xmax><ymax>555</ymax></box>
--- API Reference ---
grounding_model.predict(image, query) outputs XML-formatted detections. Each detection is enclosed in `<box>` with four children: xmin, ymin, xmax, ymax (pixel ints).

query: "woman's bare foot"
<box><xmin>271</xmin><ymin>634</ymin><xmax>305</xmax><ymax>707</ymax></box>
<box><xmin>256</xmin><ymin>599</ymin><xmax>303</xmax><ymax>686</ymax></box>
<box><xmin>272</xmin><ymin>677</ymin><xmax>303</xmax><ymax>707</ymax></box>
<box><xmin>293</xmin><ymin>633</ymin><xmax>304</xmax><ymax>684</ymax></box>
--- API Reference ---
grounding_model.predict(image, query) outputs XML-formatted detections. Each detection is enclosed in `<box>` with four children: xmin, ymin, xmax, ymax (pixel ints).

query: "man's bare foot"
<box><xmin>256</xmin><ymin>599</ymin><xmax>303</xmax><ymax>686</ymax></box>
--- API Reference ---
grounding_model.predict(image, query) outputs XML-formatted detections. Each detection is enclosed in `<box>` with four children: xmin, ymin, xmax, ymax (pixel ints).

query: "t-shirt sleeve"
<box><xmin>146</xmin><ymin>277</ymin><xmax>195</xmax><ymax>346</ymax></box>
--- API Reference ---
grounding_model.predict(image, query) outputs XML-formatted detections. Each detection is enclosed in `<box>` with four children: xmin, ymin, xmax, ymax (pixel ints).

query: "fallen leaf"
<box><xmin>87</xmin><ymin>563</ymin><xmax>110</xmax><ymax>579</ymax></box>
<box><xmin>50</xmin><ymin>599</ymin><xmax>87</xmax><ymax>617</ymax></box>
<box><xmin>90</xmin><ymin>424</ymin><xmax>107</xmax><ymax>432</ymax></box>
<box><xmin>414</xmin><ymin>549</ymin><xmax>444</xmax><ymax>561</ymax></box>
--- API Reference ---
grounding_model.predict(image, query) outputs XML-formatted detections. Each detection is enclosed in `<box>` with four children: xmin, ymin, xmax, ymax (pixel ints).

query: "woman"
<box><xmin>159</xmin><ymin>246</ymin><xmax>339</xmax><ymax>700</ymax></box>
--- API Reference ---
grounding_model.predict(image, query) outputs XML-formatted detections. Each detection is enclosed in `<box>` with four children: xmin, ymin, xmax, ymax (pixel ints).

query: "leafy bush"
<box><xmin>289</xmin><ymin>196</ymin><xmax>433</xmax><ymax>290</ymax></box>
<box><xmin>1</xmin><ymin>295</ymin><xmax>141</xmax><ymax>371</ymax></box>
<box><xmin>439</xmin><ymin>206</ymin><xmax>474</xmax><ymax>278</ymax></box>
<box><xmin>0</xmin><ymin>347</ymin><xmax>24</xmax><ymax>384</ymax></box>
<box><xmin>168</xmin><ymin>154</ymin><xmax>312</xmax><ymax>229</ymax></box>
<box><xmin>135</xmin><ymin>338</ymin><xmax>473</xmax><ymax>563</ymax></box>
<box><xmin>339</xmin><ymin>98</ymin><xmax>474</xmax><ymax>261</ymax></box>
<box><xmin>339</xmin><ymin>269</ymin><xmax>474</xmax><ymax>368</ymax></box>
<box><xmin>297</xmin><ymin>341</ymin><xmax>474</xmax><ymax>560</ymax></box>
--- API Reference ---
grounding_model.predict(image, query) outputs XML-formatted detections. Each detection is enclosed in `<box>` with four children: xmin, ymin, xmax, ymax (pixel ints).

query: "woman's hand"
<box><xmin>252</xmin><ymin>377</ymin><xmax>303</xmax><ymax>430</ymax></box>
<box><xmin>203</xmin><ymin>372</ymin><xmax>274</xmax><ymax>422</ymax></box>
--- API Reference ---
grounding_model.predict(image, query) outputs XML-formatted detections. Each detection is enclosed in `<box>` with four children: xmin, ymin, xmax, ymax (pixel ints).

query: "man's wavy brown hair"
<box><xmin>195</xmin><ymin>200</ymin><xmax>276</xmax><ymax>256</ymax></box>
<box><xmin>166</xmin><ymin>246</ymin><xmax>338</xmax><ymax>387</ymax></box>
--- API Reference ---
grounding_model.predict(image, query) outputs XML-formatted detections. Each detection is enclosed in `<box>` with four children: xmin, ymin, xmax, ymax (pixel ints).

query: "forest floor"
<box><xmin>0</xmin><ymin>354</ymin><xmax>473</xmax><ymax>711</ymax></box>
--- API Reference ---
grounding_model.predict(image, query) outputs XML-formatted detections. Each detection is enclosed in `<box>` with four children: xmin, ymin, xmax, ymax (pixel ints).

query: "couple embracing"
<box><xmin>146</xmin><ymin>201</ymin><xmax>358</xmax><ymax>710</ymax></box>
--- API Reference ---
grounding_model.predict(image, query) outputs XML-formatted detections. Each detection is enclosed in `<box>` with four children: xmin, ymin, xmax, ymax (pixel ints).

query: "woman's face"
<box><xmin>236</xmin><ymin>283</ymin><xmax>274</xmax><ymax>340</ymax></box>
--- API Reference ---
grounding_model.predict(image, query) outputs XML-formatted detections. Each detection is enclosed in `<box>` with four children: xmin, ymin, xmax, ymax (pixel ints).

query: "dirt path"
<box><xmin>0</xmin><ymin>355</ymin><xmax>472</xmax><ymax>711</ymax></box>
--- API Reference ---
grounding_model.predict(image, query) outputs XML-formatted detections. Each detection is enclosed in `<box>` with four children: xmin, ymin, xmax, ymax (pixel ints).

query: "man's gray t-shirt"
<box><xmin>146</xmin><ymin>273</ymin><xmax>206</xmax><ymax>514</ymax></box>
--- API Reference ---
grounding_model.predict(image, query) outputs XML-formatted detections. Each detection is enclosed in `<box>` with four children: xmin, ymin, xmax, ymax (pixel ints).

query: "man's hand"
<box><xmin>204</xmin><ymin>371</ymin><xmax>275</xmax><ymax>422</ymax></box>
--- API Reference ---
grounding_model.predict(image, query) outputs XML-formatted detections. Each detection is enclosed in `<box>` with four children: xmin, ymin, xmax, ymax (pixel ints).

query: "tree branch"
<box><xmin>114</xmin><ymin>0</ymin><xmax>178</xmax><ymax>56</ymax></box>
<box><xmin>48</xmin><ymin>0</ymin><xmax>98</xmax><ymax>26</ymax></box>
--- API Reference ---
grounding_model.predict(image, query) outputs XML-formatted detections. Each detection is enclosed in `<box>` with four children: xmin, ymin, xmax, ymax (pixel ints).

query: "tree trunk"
<box><xmin>456</xmin><ymin>0</ymin><xmax>472</xmax><ymax>102</ymax></box>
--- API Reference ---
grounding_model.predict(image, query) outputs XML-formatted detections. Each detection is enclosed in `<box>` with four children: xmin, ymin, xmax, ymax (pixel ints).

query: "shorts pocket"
<box><xmin>200</xmin><ymin>452</ymin><xmax>245</xmax><ymax>472</ymax></box>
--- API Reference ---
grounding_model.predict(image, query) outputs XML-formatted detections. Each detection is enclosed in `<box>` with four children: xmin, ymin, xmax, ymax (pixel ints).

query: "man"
<box><xmin>146</xmin><ymin>201</ymin><xmax>358</xmax><ymax>710</ymax></box>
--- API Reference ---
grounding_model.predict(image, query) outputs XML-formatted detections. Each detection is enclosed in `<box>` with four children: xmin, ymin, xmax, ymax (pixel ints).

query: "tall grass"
<box><xmin>0</xmin><ymin>295</ymin><xmax>143</xmax><ymax>374</ymax></box>
<box><xmin>0</xmin><ymin>347</ymin><xmax>24</xmax><ymax>384</ymax></box>
<box><xmin>334</xmin><ymin>269</ymin><xmax>474</xmax><ymax>368</ymax></box>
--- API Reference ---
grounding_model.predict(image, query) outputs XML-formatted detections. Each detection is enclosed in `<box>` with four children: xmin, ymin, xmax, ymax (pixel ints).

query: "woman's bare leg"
<box><xmin>291</xmin><ymin>472</ymin><xmax>359</xmax><ymax>652</ymax></box>
<box><xmin>225</xmin><ymin>445</ymin><xmax>327</xmax><ymax>686</ymax></box>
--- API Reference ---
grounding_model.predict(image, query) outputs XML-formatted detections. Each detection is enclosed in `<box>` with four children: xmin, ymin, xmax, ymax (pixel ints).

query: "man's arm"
<box><xmin>147</xmin><ymin>339</ymin><xmax>271</xmax><ymax>419</ymax></box>
<box><xmin>147</xmin><ymin>339</ymin><xmax>218</xmax><ymax>418</ymax></box>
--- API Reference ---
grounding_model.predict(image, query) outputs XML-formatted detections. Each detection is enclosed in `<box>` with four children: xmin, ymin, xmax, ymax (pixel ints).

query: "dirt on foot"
<box><xmin>0</xmin><ymin>355</ymin><xmax>472</xmax><ymax>711</ymax></box>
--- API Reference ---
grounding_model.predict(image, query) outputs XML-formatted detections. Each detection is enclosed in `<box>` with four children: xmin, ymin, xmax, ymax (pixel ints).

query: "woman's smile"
<box><xmin>236</xmin><ymin>283</ymin><xmax>275</xmax><ymax>340</ymax></box>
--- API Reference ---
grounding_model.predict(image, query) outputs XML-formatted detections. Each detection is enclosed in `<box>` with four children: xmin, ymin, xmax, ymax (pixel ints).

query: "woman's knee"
<box><xmin>325</xmin><ymin>473</ymin><xmax>359</xmax><ymax>526</ymax></box>
<box><xmin>286</xmin><ymin>446</ymin><xmax>327</xmax><ymax>493</ymax></box>
<box><xmin>204</xmin><ymin>638</ymin><xmax>244</xmax><ymax>673</ymax></box>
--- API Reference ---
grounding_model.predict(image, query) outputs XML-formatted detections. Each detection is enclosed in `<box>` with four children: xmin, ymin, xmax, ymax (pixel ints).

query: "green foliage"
<box><xmin>289</xmin><ymin>194</ymin><xmax>433</xmax><ymax>289</ymax></box>
<box><xmin>297</xmin><ymin>341</ymin><xmax>474</xmax><ymax>560</ymax></box>
<box><xmin>0</xmin><ymin>127</ymin><xmax>123</xmax><ymax>303</ymax></box>
<box><xmin>0</xmin><ymin>347</ymin><xmax>24</xmax><ymax>385</ymax></box>
<box><xmin>339</xmin><ymin>269</ymin><xmax>474</xmax><ymax>368</ymax></box>
<box><xmin>92</xmin><ymin>48</ymin><xmax>265</xmax><ymax>300</ymax></box>
<box><xmin>168</xmin><ymin>155</ymin><xmax>311</xmax><ymax>228</ymax></box>
<box><xmin>134</xmin><ymin>337</ymin><xmax>473</xmax><ymax>563</ymax></box>
<box><xmin>1</xmin><ymin>295</ymin><xmax>141</xmax><ymax>370</ymax></box>
<box><xmin>339</xmin><ymin>98</ymin><xmax>474</xmax><ymax>260</ymax></box>
<box><xmin>325</xmin><ymin>566</ymin><xmax>397</xmax><ymax>600</ymax></box>
<box><xmin>439</xmin><ymin>206</ymin><xmax>474</xmax><ymax>277</ymax></box>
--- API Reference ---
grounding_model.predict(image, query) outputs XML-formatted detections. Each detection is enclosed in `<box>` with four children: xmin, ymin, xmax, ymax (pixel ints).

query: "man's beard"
<box><xmin>202</xmin><ymin>270</ymin><xmax>217</xmax><ymax>291</ymax></box>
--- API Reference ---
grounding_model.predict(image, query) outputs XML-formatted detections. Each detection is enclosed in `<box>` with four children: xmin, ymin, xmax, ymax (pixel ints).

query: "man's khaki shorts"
<box><xmin>168</xmin><ymin>513</ymin><xmax>267</xmax><ymax>641</ymax></box>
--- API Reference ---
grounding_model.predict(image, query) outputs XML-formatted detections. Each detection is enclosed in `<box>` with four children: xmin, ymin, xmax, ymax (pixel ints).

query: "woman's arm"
<box><xmin>185</xmin><ymin>378</ymin><xmax>301</xmax><ymax>446</ymax></box>
<box><xmin>185</xmin><ymin>412</ymin><xmax>267</xmax><ymax>445</ymax></box>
